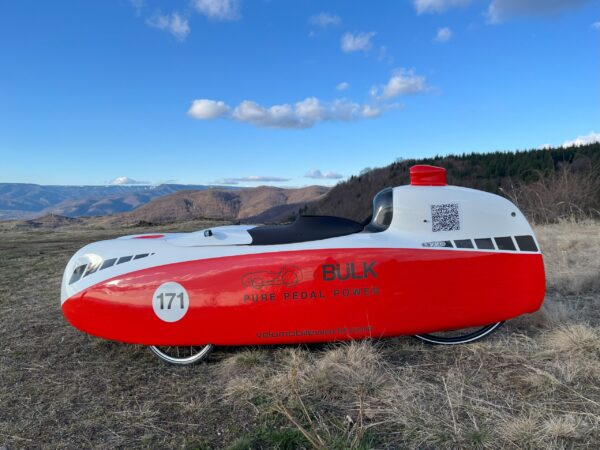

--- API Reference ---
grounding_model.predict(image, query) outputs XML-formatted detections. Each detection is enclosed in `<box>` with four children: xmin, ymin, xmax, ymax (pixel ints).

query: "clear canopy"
<box><xmin>366</xmin><ymin>187</ymin><xmax>393</xmax><ymax>232</ymax></box>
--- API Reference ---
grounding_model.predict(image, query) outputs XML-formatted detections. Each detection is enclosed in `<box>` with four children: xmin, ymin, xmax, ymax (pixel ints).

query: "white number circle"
<box><xmin>152</xmin><ymin>282</ymin><xmax>190</xmax><ymax>322</ymax></box>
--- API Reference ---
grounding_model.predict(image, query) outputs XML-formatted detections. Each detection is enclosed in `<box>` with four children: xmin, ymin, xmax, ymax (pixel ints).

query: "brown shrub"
<box><xmin>503</xmin><ymin>166</ymin><xmax>600</xmax><ymax>224</ymax></box>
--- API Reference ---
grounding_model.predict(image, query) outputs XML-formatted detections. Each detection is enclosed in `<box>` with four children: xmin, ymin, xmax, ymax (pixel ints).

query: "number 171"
<box><xmin>156</xmin><ymin>292</ymin><xmax>184</xmax><ymax>309</ymax></box>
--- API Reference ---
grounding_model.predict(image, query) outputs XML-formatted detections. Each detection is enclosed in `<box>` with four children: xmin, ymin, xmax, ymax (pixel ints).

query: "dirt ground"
<box><xmin>0</xmin><ymin>221</ymin><xmax>599</xmax><ymax>449</ymax></box>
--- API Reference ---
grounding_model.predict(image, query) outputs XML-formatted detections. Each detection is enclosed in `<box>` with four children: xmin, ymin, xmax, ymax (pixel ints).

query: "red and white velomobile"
<box><xmin>61</xmin><ymin>165</ymin><xmax>546</xmax><ymax>364</ymax></box>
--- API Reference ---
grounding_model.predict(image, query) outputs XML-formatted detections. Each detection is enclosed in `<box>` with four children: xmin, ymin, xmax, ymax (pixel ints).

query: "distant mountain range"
<box><xmin>0</xmin><ymin>183</ymin><xmax>238</xmax><ymax>220</ymax></box>
<box><xmin>0</xmin><ymin>182</ymin><xmax>330</xmax><ymax>225</ymax></box>
<box><xmin>111</xmin><ymin>185</ymin><xmax>330</xmax><ymax>225</ymax></box>
<box><xmin>7</xmin><ymin>143</ymin><xmax>596</xmax><ymax>226</ymax></box>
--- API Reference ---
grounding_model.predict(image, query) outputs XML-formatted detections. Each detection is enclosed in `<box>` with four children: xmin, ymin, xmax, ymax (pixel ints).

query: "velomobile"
<box><xmin>61</xmin><ymin>165</ymin><xmax>546</xmax><ymax>364</ymax></box>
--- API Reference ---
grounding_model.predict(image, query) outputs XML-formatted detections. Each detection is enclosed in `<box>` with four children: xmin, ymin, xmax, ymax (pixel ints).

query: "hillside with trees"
<box><xmin>308</xmin><ymin>143</ymin><xmax>600</xmax><ymax>224</ymax></box>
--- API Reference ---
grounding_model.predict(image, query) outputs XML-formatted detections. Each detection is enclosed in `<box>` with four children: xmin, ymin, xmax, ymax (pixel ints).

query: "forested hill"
<box><xmin>308</xmin><ymin>143</ymin><xmax>600</xmax><ymax>224</ymax></box>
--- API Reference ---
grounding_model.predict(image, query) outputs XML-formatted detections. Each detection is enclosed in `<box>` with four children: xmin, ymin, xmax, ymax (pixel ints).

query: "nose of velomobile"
<box><xmin>60</xmin><ymin>241</ymin><xmax>109</xmax><ymax>305</ymax></box>
<box><xmin>60</xmin><ymin>232</ymin><xmax>177</xmax><ymax>340</ymax></box>
<box><xmin>60</xmin><ymin>245</ymin><xmax>97</xmax><ymax>332</ymax></box>
<box><xmin>61</xmin><ymin>248</ymin><xmax>93</xmax><ymax>305</ymax></box>
<box><xmin>60</xmin><ymin>233</ymin><xmax>173</xmax><ymax>306</ymax></box>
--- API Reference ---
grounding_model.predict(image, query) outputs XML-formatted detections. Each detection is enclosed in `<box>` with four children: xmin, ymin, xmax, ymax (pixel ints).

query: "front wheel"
<box><xmin>149</xmin><ymin>344</ymin><xmax>214</xmax><ymax>365</ymax></box>
<box><xmin>414</xmin><ymin>322</ymin><xmax>503</xmax><ymax>345</ymax></box>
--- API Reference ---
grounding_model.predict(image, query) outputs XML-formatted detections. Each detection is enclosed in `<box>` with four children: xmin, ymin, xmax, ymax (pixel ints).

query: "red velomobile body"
<box><xmin>61</xmin><ymin>166</ymin><xmax>545</xmax><ymax>363</ymax></box>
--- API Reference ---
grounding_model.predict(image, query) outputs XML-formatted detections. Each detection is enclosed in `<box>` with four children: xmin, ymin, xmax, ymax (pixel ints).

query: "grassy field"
<box><xmin>0</xmin><ymin>221</ymin><xmax>599</xmax><ymax>449</ymax></box>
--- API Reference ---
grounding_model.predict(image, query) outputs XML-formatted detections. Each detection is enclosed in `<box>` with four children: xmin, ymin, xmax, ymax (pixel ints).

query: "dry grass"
<box><xmin>0</xmin><ymin>221</ymin><xmax>599</xmax><ymax>449</ymax></box>
<box><xmin>536</xmin><ymin>219</ymin><xmax>600</xmax><ymax>294</ymax></box>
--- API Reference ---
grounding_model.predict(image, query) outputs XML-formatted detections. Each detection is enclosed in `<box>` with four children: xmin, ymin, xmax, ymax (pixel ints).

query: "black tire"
<box><xmin>414</xmin><ymin>322</ymin><xmax>503</xmax><ymax>345</ymax></box>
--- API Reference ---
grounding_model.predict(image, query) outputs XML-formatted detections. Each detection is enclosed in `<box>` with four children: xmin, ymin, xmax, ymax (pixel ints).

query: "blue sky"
<box><xmin>0</xmin><ymin>0</ymin><xmax>598</xmax><ymax>187</ymax></box>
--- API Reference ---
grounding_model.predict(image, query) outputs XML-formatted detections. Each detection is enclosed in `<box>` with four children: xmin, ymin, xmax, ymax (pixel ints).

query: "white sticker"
<box><xmin>152</xmin><ymin>282</ymin><xmax>190</xmax><ymax>322</ymax></box>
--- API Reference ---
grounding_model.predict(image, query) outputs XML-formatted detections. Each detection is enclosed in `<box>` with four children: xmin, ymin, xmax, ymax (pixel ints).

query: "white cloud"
<box><xmin>562</xmin><ymin>131</ymin><xmax>600</xmax><ymax>148</ymax></box>
<box><xmin>487</xmin><ymin>0</ymin><xmax>590</xmax><ymax>23</ymax></box>
<box><xmin>341</xmin><ymin>32</ymin><xmax>376</xmax><ymax>53</ymax></box>
<box><xmin>216</xmin><ymin>176</ymin><xmax>290</xmax><ymax>184</ymax></box>
<box><xmin>361</xmin><ymin>105</ymin><xmax>382</xmax><ymax>118</ymax></box>
<box><xmin>188</xmin><ymin>96</ymin><xmax>398</xmax><ymax>129</ymax></box>
<box><xmin>231</xmin><ymin>98</ymin><xmax>381</xmax><ymax>129</ymax></box>
<box><xmin>110</xmin><ymin>177</ymin><xmax>149</xmax><ymax>185</ymax></box>
<box><xmin>193</xmin><ymin>0</ymin><xmax>240</xmax><ymax>21</ymax></box>
<box><xmin>309</xmin><ymin>12</ymin><xmax>341</xmax><ymax>28</ymax></box>
<box><xmin>146</xmin><ymin>12</ymin><xmax>190</xmax><ymax>41</ymax></box>
<box><xmin>233</xmin><ymin>100</ymin><xmax>301</xmax><ymax>128</ymax></box>
<box><xmin>188</xmin><ymin>70</ymin><xmax>431</xmax><ymax>129</ymax></box>
<box><xmin>592</xmin><ymin>21</ymin><xmax>600</xmax><ymax>29</ymax></box>
<box><xmin>435</xmin><ymin>27</ymin><xmax>453</xmax><ymax>42</ymax></box>
<box><xmin>305</xmin><ymin>169</ymin><xmax>343</xmax><ymax>180</ymax></box>
<box><xmin>187</xmin><ymin>99</ymin><xmax>230</xmax><ymax>119</ymax></box>
<box><xmin>371</xmin><ymin>69</ymin><xmax>429</xmax><ymax>100</ymax></box>
<box><xmin>413</xmin><ymin>0</ymin><xmax>472</xmax><ymax>14</ymax></box>
<box><xmin>295</xmin><ymin>97</ymin><xmax>326</xmax><ymax>122</ymax></box>
<box><xmin>186</xmin><ymin>67</ymin><xmax>434</xmax><ymax>129</ymax></box>
<box><xmin>414</xmin><ymin>0</ymin><xmax>590</xmax><ymax>19</ymax></box>
<box><xmin>328</xmin><ymin>99</ymin><xmax>362</xmax><ymax>121</ymax></box>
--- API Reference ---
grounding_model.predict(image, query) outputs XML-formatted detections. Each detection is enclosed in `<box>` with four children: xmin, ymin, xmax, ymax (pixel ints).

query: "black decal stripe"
<box><xmin>515</xmin><ymin>235</ymin><xmax>538</xmax><ymax>252</ymax></box>
<box><xmin>454</xmin><ymin>239</ymin><xmax>474</xmax><ymax>249</ymax></box>
<box><xmin>100</xmin><ymin>258</ymin><xmax>117</xmax><ymax>270</ymax></box>
<box><xmin>475</xmin><ymin>238</ymin><xmax>494</xmax><ymax>250</ymax></box>
<box><xmin>134</xmin><ymin>253</ymin><xmax>150</xmax><ymax>260</ymax></box>
<box><xmin>494</xmin><ymin>236</ymin><xmax>516</xmax><ymax>251</ymax></box>
<box><xmin>117</xmin><ymin>255</ymin><xmax>133</xmax><ymax>264</ymax></box>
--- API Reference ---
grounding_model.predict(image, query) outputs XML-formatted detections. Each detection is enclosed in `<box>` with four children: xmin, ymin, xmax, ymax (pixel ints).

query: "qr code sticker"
<box><xmin>431</xmin><ymin>203</ymin><xmax>460</xmax><ymax>232</ymax></box>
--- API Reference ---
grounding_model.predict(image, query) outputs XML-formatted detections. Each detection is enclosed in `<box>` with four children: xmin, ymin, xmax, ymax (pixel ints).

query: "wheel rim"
<box><xmin>149</xmin><ymin>344</ymin><xmax>214</xmax><ymax>365</ymax></box>
<box><xmin>414</xmin><ymin>322</ymin><xmax>503</xmax><ymax>345</ymax></box>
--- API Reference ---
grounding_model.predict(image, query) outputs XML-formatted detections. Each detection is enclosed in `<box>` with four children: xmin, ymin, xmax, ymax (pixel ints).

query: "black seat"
<box><xmin>248</xmin><ymin>215</ymin><xmax>364</xmax><ymax>245</ymax></box>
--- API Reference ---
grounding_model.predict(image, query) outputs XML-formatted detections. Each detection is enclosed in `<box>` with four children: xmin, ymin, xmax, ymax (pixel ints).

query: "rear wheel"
<box><xmin>149</xmin><ymin>344</ymin><xmax>214</xmax><ymax>365</ymax></box>
<box><xmin>414</xmin><ymin>322</ymin><xmax>503</xmax><ymax>345</ymax></box>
